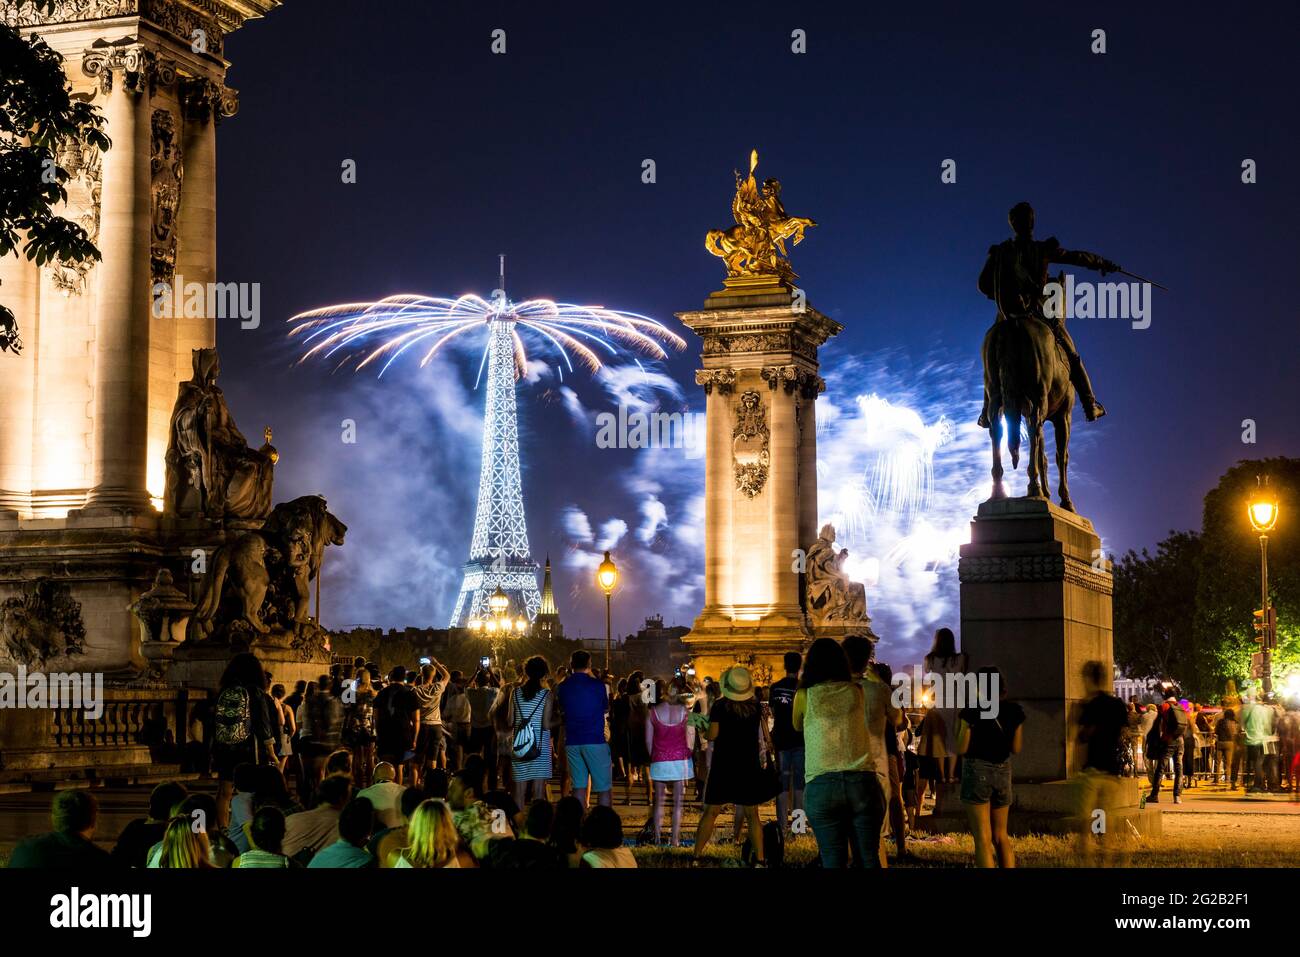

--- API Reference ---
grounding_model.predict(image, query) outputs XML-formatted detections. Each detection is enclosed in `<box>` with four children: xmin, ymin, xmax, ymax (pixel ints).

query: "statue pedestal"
<box><xmin>958</xmin><ymin>498</ymin><xmax>1112</xmax><ymax>781</ymax></box>
<box><xmin>676</xmin><ymin>280</ymin><xmax>843</xmax><ymax>682</ymax></box>
<box><xmin>170</xmin><ymin>634</ymin><xmax>330</xmax><ymax>691</ymax></box>
<box><xmin>944</xmin><ymin>501</ymin><xmax>1160</xmax><ymax>835</ymax></box>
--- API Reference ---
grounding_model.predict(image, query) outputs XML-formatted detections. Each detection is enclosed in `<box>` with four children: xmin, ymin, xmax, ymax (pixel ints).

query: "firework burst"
<box><xmin>289</xmin><ymin>290</ymin><xmax>686</xmax><ymax>381</ymax></box>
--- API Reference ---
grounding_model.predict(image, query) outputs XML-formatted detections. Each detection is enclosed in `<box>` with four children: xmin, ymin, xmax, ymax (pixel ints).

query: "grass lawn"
<box><xmin>632</xmin><ymin>812</ymin><xmax>1300</xmax><ymax>868</ymax></box>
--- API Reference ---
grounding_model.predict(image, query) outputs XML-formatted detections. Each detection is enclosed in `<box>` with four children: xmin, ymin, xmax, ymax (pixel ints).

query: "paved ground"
<box><xmin>1145</xmin><ymin>780</ymin><xmax>1300</xmax><ymax>814</ymax></box>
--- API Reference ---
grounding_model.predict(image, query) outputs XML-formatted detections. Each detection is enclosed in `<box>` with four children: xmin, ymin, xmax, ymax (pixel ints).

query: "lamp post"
<box><xmin>597</xmin><ymin>551</ymin><xmax>618</xmax><ymax>672</ymax></box>
<box><xmin>1248</xmin><ymin>477</ymin><xmax>1280</xmax><ymax>697</ymax></box>
<box><xmin>469</xmin><ymin>585</ymin><xmax>525</xmax><ymax>666</ymax></box>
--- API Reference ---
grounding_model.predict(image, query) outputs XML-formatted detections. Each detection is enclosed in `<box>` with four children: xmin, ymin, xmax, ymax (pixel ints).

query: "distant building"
<box><xmin>622</xmin><ymin>614</ymin><xmax>691</xmax><ymax>678</ymax></box>
<box><xmin>534</xmin><ymin>556</ymin><xmax>564</xmax><ymax>641</ymax></box>
<box><xmin>1114</xmin><ymin>667</ymin><xmax>1161</xmax><ymax>703</ymax></box>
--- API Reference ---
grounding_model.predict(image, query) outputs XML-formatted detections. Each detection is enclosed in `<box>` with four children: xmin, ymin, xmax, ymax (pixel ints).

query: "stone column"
<box><xmin>83</xmin><ymin>50</ymin><xmax>154</xmax><ymax>512</ymax></box>
<box><xmin>797</xmin><ymin>378</ymin><xmax>822</xmax><ymax>553</ymax></box>
<box><xmin>766</xmin><ymin>371</ymin><xmax>800</xmax><ymax>610</ymax></box>
<box><xmin>174</xmin><ymin>79</ymin><xmax>221</xmax><ymax>377</ymax></box>
<box><xmin>698</xmin><ymin>370</ymin><xmax>734</xmax><ymax>612</ymax></box>
<box><xmin>0</xmin><ymin>255</ymin><xmax>39</xmax><ymax>512</ymax></box>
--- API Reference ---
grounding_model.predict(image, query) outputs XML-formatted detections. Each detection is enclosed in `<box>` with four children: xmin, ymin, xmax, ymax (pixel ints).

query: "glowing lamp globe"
<box><xmin>515</xmin><ymin>617</ymin><xmax>527</xmax><ymax>632</ymax></box>
<box><xmin>489</xmin><ymin>586</ymin><xmax>509</xmax><ymax>616</ymax></box>
<box><xmin>1249</xmin><ymin>497</ymin><xmax>1279</xmax><ymax>533</ymax></box>
<box><xmin>597</xmin><ymin>551</ymin><xmax>618</xmax><ymax>594</ymax></box>
<box><xmin>484</xmin><ymin>619</ymin><xmax>497</xmax><ymax>635</ymax></box>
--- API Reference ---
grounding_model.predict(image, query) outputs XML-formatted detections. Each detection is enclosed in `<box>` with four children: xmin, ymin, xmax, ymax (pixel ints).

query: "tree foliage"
<box><xmin>1113</xmin><ymin>457</ymin><xmax>1300</xmax><ymax>701</ymax></box>
<box><xmin>1195</xmin><ymin>457</ymin><xmax>1300</xmax><ymax>697</ymax></box>
<box><xmin>1</xmin><ymin>0</ymin><xmax>109</xmax><ymax>353</ymax></box>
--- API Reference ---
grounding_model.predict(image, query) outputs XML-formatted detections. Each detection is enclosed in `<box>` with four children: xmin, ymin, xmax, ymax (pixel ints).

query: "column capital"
<box><xmin>81</xmin><ymin>43</ymin><xmax>175</xmax><ymax>96</ymax></box>
<box><xmin>760</xmin><ymin>365</ymin><xmax>823</xmax><ymax>397</ymax></box>
<box><xmin>179</xmin><ymin>77</ymin><xmax>239</xmax><ymax>123</ymax></box>
<box><xmin>695</xmin><ymin>368</ymin><xmax>736</xmax><ymax>396</ymax></box>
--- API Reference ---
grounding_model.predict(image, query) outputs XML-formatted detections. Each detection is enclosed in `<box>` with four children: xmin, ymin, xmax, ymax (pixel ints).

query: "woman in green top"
<box><xmin>792</xmin><ymin>638</ymin><xmax>875</xmax><ymax>868</ymax></box>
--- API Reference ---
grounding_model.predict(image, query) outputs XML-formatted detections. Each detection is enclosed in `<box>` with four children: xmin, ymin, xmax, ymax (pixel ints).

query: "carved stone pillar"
<box><xmin>82</xmin><ymin>48</ymin><xmax>154</xmax><ymax>511</ymax></box>
<box><xmin>677</xmin><ymin>290</ymin><xmax>841</xmax><ymax>681</ymax></box>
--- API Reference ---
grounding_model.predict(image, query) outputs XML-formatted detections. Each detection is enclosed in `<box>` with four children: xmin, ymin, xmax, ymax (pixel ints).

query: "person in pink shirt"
<box><xmin>645</xmin><ymin>678</ymin><xmax>696</xmax><ymax>846</ymax></box>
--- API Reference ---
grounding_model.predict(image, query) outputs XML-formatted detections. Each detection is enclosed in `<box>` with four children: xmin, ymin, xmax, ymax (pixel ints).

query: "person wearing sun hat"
<box><xmin>692</xmin><ymin>665</ymin><xmax>774</xmax><ymax>865</ymax></box>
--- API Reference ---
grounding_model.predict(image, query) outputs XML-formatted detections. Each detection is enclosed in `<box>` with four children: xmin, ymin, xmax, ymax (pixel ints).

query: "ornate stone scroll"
<box><xmin>732</xmin><ymin>390</ymin><xmax>770</xmax><ymax>498</ymax></box>
<box><xmin>694</xmin><ymin>368</ymin><xmax>736</xmax><ymax>396</ymax></box>
<box><xmin>150</xmin><ymin>107</ymin><xmax>183</xmax><ymax>285</ymax></box>
<box><xmin>49</xmin><ymin>134</ymin><xmax>103</xmax><ymax>295</ymax></box>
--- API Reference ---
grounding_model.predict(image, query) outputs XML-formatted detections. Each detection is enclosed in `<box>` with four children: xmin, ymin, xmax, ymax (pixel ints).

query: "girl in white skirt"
<box><xmin>645</xmin><ymin>679</ymin><xmax>695</xmax><ymax>846</ymax></box>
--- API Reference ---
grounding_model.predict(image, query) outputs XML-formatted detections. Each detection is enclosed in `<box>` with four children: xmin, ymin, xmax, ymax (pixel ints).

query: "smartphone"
<box><xmin>479</xmin><ymin>656</ymin><xmax>491</xmax><ymax>670</ymax></box>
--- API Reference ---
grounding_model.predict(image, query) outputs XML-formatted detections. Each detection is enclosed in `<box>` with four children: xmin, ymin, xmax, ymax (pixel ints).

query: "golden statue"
<box><xmin>705</xmin><ymin>150</ymin><xmax>816</xmax><ymax>282</ymax></box>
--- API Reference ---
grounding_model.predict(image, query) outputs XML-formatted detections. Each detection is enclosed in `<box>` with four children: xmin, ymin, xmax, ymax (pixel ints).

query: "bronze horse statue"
<box><xmin>982</xmin><ymin>314</ymin><xmax>1075</xmax><ymax>511</ymax></box>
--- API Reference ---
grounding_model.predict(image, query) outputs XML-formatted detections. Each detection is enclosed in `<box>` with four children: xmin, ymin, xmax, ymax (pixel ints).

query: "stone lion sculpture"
<box><xmin>190</xmin><ymin>495</ymin><xmax>347</xmax><ymax>640</ymax></box>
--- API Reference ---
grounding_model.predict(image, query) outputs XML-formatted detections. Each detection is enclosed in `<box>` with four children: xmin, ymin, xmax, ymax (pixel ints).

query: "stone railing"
<box><xmin>2</xmin><ymin>685</ymin><xmax>208</xmax><ymax>775</ymax></box>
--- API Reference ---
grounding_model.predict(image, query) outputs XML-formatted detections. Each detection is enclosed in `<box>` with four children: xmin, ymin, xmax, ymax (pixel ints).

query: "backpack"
<box><xmin>1159</xmin><ymin>706</ymin><xmax>1183</xmax><ymax>747</ymax></box>
<box><xmin>512</xmin><ymin>689</ymin><xmax>547</xmax><ymax>761</ymax></box>
<box><xmin>214</xmin><ymin>686</ymin><xmax>251</xmax><ymax>746</ymax></box>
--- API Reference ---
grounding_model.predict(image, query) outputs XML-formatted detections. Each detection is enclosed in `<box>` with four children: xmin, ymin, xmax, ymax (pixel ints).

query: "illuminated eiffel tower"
<box><xmin>449</xmin><ymin>257</ymin><xmax>542</xmax><ymax>626</ymax></box>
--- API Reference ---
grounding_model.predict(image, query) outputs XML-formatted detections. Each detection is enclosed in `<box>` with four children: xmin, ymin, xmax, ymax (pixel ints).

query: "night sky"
<box><xmin>212</xmin><ymin>1</ymin><xmax>1299</xmax><ymax>662</ymax></box>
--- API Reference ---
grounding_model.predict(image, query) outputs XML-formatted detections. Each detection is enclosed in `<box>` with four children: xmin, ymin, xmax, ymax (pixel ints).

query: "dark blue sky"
<box><xmin>213</xmin><ymin>1</ymin><xmax>1299</xmax><ymax>646</ymax></box>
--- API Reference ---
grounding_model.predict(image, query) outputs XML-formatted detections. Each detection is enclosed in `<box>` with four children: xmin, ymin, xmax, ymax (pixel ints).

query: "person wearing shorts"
<box><xmin>555</xmin><ymin>650</ymin><xmax>612</xmax><ymax>808</ymax></box>
<box><xmin>956</xmin><ymin>666</ymin><xmax>1024</xmax><ymax>869</ymax></box>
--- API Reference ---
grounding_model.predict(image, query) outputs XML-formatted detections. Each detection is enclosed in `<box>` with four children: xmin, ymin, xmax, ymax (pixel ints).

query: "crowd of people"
<box><xmin>8</xmin><ymin>630</ymin><xmax>1028</xmax><ymax>870</ymax></box>
<box><xmin>1122</xmin><ymin>681</ymin><xmax>1300</xmax><ymax>802</ymax></box>
<box><xmin>19</xmin><ymin>629</ymin><xmax>1281</xmax><ymax>870</ymax></box>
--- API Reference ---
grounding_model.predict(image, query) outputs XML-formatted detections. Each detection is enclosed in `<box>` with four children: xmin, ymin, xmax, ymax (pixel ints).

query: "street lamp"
<box><xmin>597</xmin><ymin>551</ymin><xmax>618</xmax><ymax>672</ymax></box>
<box><xmin>473</xmin><ymin>586</ymin><xmax>519</xmax><ymax>666</ymax></box>
<box><xmin>1248</xmin><ymin>477</ymin><xmax>1280</xmax><ymax>696</ymax></box>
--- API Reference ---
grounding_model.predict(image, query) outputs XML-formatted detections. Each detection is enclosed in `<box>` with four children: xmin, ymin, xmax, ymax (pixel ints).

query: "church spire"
<box><xmin>535</xmin><ymin>555</ymin><xmax>563</xmax><ymax>639</ymax></box>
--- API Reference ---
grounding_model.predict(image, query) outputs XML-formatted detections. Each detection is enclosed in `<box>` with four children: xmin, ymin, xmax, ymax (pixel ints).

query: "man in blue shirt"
<box><xmin>556</xmin><ymin>650</ymin><xmax>612</xmax><ymax>808</ymax></box>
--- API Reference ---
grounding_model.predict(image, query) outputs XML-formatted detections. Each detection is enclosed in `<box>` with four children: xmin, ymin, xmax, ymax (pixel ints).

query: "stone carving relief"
<box><xmin>958</xmin><ymin>554</ymin><xmax>1113</xmax><ymax>595</ymax></box>
<box><xmin>701</xmin><ymin>331</ymin><xmax>819</xmax><ymax>361</ymax></box>
<box><xmin>143</xmin><ymin>0</ymin><xmax>225</xmax><ymax>56</ymax></box>
<box><xmin>0</xmin><ymin>579</ymin><xmax>88</xmax><ymax>668</ymax></box>
<box><xmin>6</xmin><ymin>1</ymin><xmax>227</xmax><ymax>54</ymax></box>
<box><xmin>3</xmin><ymin>0</ymin><xmax>135</xmax><ymax>27</ymax></box>
<box><xmin>150</xmin><ymin>107</ymin><xmax>183</xmax><ymax>285</ymax></box>
<box><xmin>733</xmin><ymin>390</ymin><xmax>770</xmax><ymax>498</ymax></box>
<box><xmin>49</xmin><ymin>134</ymin><xmax>103</xmax><ymax>296</ymax></box>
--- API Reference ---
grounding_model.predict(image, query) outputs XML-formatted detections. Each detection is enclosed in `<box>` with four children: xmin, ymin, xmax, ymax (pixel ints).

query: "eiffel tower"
<box><xmin>449</xmin><ymin>257</ymin><xmax>542</xmax><ymax>627</ymax></box>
